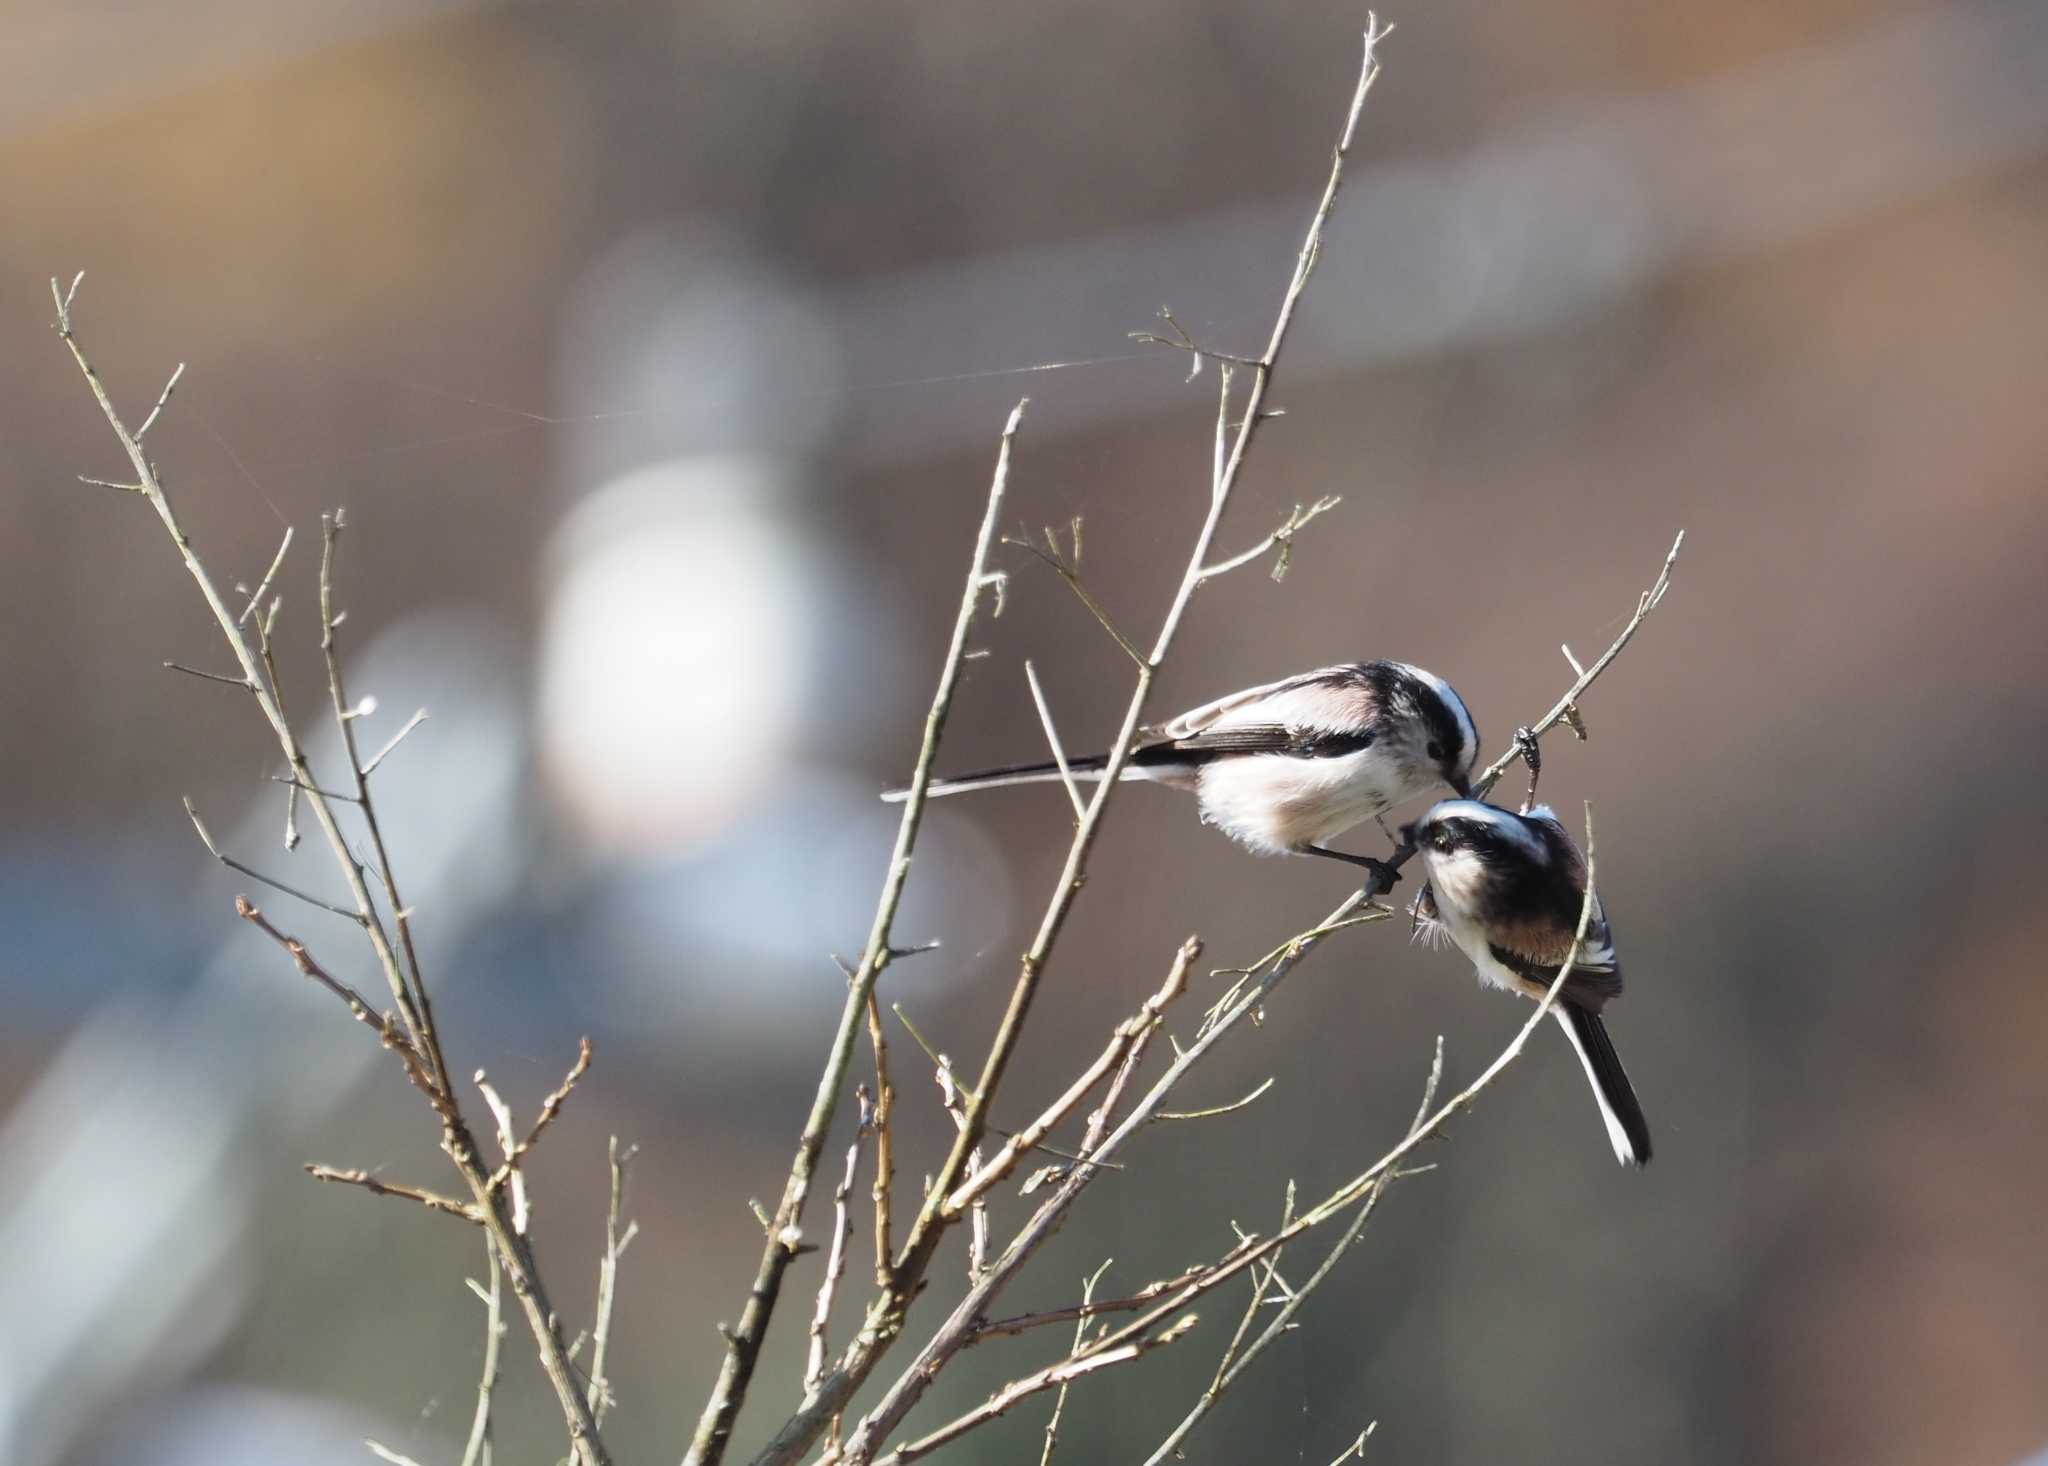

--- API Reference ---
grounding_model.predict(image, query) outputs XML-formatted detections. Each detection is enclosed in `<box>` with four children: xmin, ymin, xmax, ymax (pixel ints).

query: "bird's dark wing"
<box><xmin>1487</xmin><ymin>899</ymin><xmax>1622</xmax><ymax>1007</ymax></box>
<box><xmin>1134</xmin><ymin>723</ymin><xmax>1376</xmax><ymax>765</ymax></box>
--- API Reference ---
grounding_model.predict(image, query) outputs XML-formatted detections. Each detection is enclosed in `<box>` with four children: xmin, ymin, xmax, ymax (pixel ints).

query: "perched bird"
<box><xmin>1408</xmin><ymin>799</ymin><xmax>1652</xmax><ymax>1167</ymax></box>
<box><xmin>888</xmin><ymin>661</ymin><xmax>1478</xmax><ymax>882</ymax></box>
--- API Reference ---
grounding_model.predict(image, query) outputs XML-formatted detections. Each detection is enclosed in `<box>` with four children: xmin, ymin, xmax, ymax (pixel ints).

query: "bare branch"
<box><xmin>1144</xmin><ymin>1041</ymin><xmax>1444</xmax><ymax>1463</ymax></box>
<box><xmin>807</xmin><ymin>1093</ymin><xmax>870</xmax><ymax>1393</ymax></box>
<box><xmin>1154</xmin><ymin>1075</ymin><xmax>1276</xmax><ymax>1124</ymax></box>
<box><xmin>362</xmin><ymin>707</ymin><xmax>429</xmax><ymax>777</ymax></box>
<box><xmin>186</xmin><ymin>798</ymin><xmax>359</xmax><ymax>921</ymax></box>
<box><xmin>162</xmin><ymin>660</ymin><xmax>253</xmax><ymax>689</ymax></box>
<box><xmin>943</xmin><ymin>938</ymin><xmax>1199</xmax><ymax>1215</ymax></box>
<box><xmin>1468</xmin><ymin>531</ymin><xmax>1685</xmax><ymax>795</ymax></box>
<box><xmin>1326</xmin><ymin>1425</ymin><xmax>1377</xmax><ymax>1464</ymax></box>
<box><xmin>475</xmin><ymin>1074</ymin><xmax>529</xmax><ymax>1236</ymax></box>
<box><xmin>683</xmin><ymin>399</ymin><xmax>1027</xmax><ymax>1466</ymax></box>
<box><xmin>237</xmin><ymin>526</ymin><xmax>294</xmax><ymax>625</ymax></box>
<box><xmin>306</xmin><ymin>1165</ymin><xmax>482</xmax><ymax>1223</ymax></box>
<box><xmin>487</xmin><ymin>1038</ymin><xmax>595</xmax><ymax>1191</ymax></box>
<box><xmin>235</xmin><ymin>896</ymin><xmax>443</xmax><ymax>1107</ymax></box>
<box><xmin>1002</xmin><ymin>532</ymin><xmax>1149</xmax><ymax>670</ymax></box>
<box><xmin>365</xmin><ymin>1441</ymin><xmax>427</xmax><ymax>1466</ymax></box>
<box><xmin>872</xmin><ymin>1314</ymin><xmax>1200</xmax><ymax>1466</ymax></box>
<box><xmin>1037</xmin><ymin>1258</ymin><xmax>1112</xmax><ymax>1466</ymax></box>
<box><xmin>460</xmin><ymin>1234</ymin><xmax>506</xmax><ymax>1466</ymax></box>
<box><xmin>1023</xmin><ymin>659</ymin><xmax>1085</xmax><ymax>819</ymax></box>
<box><xmin>1196</xmin><ymin>495</ymin><xmax>1342</xmax><ymax>583</ymax></box>
<box><xmin>134</xmin><ymin>361</ymin><xmax>185</xmax><ymax>440</ymax></box>
<box><xmin>865</xmin><ymin>992</ymin><xmax>895</xmax><ymax>1288</ymax></box>
<box><xmin>588</xmin><ymin>1138</ymin><xmax>638</xmax><ymax>1430</ymax></box>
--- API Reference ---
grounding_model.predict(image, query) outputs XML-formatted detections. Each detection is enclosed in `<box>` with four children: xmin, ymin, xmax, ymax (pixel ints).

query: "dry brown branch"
<box><xmin>52</xmin><ymin>283</ymin><xmax>611</xmax><ymax>1466</ymax></box>
<box><xmin>682</xmin><ymin>400</ymin><xmax>1027</xmax><ymax>1466</ymax></box>
<box><xmin>235</xmin><ymin>896</ymin><xmax>444</xmax><ymax>1110</ymax></box>
<box><xmin>305</xmin><ymin>1165</ymin><xmax>482</xmax><ymax>1223</ymax></box>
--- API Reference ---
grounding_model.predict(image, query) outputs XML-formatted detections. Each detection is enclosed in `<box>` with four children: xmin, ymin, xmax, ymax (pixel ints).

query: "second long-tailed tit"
<box><xmin>887</xmin><ymin>661</ymin><xmax>1479</xmax><ymax>882</ymax></box>
<box><xmin>1407</xmin><ymin>799</ymin><xmax>1653</xmax><ymax>1167</ymax></box>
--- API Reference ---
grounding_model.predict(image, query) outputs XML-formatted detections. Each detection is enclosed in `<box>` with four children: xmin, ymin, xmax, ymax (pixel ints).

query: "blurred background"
<box><xmin>4</xmin><ymin>1</ymin><xmax>2047</xmax><ymax>1462</ymax></box>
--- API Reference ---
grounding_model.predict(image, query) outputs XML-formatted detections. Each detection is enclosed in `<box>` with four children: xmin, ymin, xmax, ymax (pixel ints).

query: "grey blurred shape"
<box><xmin>0</xmin><ymin>612</ymin><xmax>525</xmax><ymax>1466</ymax></box>
<box><xmin>834</xmin><ymin>0</ymin><xmax>2048</xmax><ymax>460</ymax></box>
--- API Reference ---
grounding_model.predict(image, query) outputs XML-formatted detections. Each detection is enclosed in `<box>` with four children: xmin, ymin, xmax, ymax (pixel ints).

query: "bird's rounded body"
<box><xmin>892</xmin><ymin>660</ymin><xmax>1481</xmax><ymax>870</ymax></box>
<box><xmin>1410</xmin><ymin>799</ymin><xmax>1649</xmax><ymax>1167</ymax></box>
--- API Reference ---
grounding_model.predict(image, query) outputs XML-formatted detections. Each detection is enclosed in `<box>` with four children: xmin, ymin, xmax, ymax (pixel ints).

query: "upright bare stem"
<box><xmin>681</xmin><ymin>401</ymin><xmax>1027</xmax><ymax>1466</ymax></box>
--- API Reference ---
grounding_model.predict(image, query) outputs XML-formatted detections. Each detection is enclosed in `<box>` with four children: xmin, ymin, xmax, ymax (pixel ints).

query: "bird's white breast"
<box><xmin>1419</xmin><ymin>848</ymin><xmax>1525</xmax><ymax>996</ymax></box>
<box><xmin>1195</xmin><ymin>749</ymin><xmax>1402</xmax><ymax>854</ymax></box>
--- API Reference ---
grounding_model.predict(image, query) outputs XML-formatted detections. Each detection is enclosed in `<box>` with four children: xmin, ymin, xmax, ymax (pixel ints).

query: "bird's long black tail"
<box><xmin>883</xmin><ymin>747</ymin><xmax>1200</xmax><ymax>802</ymax></box>
<box><xmin>1556</xmin><ymin>1005</ymin><xmax>1653</xmax><ymax>1167</ymax></box>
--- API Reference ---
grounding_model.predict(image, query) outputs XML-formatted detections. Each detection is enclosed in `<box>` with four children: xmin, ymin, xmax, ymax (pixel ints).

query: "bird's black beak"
<box><xmin>1447</xmin><ymin>772</ymin><xmax>1472</xmax><ymax>798</ymax></box>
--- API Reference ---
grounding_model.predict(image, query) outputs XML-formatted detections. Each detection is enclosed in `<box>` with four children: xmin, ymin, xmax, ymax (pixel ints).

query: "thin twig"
<box><xmin>187</xmin><ymin>799</ymin><xmax>359</xmax><ymax>921</ymax></box>
<box><xmin>135</xmin><ymin>361</ymin><xmax>184</xmax><ymax>440</ymax></box>
<box><xmin>1038</xmin><ymin>1259</ymin><xmax>1111</xmax><ymax>1466</ymax></box>
<box><xmin>1023</xmin><ymin>660</ymin><xmax>1085</xmax><ymax>819</ymax></box>
<box><xmin>943</xmin><ymin>938</ymin><xmax>1199</xmax><ymax>1215</ymax></box>
<box><xmin>865</xmin><ymin>991</ymin><xmax>895</xmax><ymax>1288</ymax></box>
<box><xmin>1002</xmin><ymin>535</ymin><xmax>1149</xmax><ymax>670</ymax></box>
<box><xmin>163</xmin><ymin>660</ymin><xmax>254</xmax><ymax>689</ymax></box>
<box><xmin>319</xmin><ymin>511</ymin><xmax>448</xmax><ymax>1094</ymax></box>
<box><xmin>306</xmin><ymin>1165</ymin><xmax>482</xmax><ymax>1222</ymax></box>
<box><xmin>808</xmin><ymin>1094</ymin><xmax>870</xmax><ymax>1393</ymax></box>
<box><xmin>682</xmin><ymin>400</ymin><xmax>1027</xmax><ymax>1466</ymax></box>
<box><xmin>871</xmin><ymin>1315</ymin><xmax>1200</xmax><ymax>1466</ymax></box>
<box><xmin>487</xmin><ymin>1038</ymin><xmax>595</xmax><ymax>1190</ymax></box>
<box><xmin>588</xmin><ymin>1138</ymin><xmax>638</xmax><ymax>1429</ymax></box>
<box><xmin>238</xmin><ymin>526</ymin><xmax>294</xmax><ymax>625</ymax></box>
<box><xmin>1196</xmin><ymin>495</ymin><xmax>1342</xmax><ymax>582</ymax></box>
<box><xmin>1143</xmin><ymin>1041</ymin><xmax>1443</xmax><ymax>1463</ymax></box>
<box><xmin>971</xmin><ymin>1264</ymin><xmax>1210</xmax><ymax>1345</ymax></box>
<box><xmin>365</xmin><ymin>1442</ymin><xmax>427</xmax><ymax>1466</ymax></box>
<box><xmin>236</xmin><ymin>897</ymin><xmax>443</xmax><ymax>1108</ymax></box>
<box><xmin>1154</xmin><ymin>1076</ymin><xmax>1275</xmax><ymax>1123</ymax></box>
<box><xmin>362</xmin><ymin>707</ymin><xmax>429</xmax><ymax>777</ymax></box>
<box><xmin>475</xmin><ymin>1074</ymin><xmax>529</xmax><ymax>1236</ymax></box>
<box><xmin>460</xmin><ymin>1234</ymin><xmax>506</xmax><ymax>1466</ymax></box>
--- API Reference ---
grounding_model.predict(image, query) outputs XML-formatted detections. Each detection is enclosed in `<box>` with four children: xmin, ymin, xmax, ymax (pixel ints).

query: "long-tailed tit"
<box><xmin>1407</xmin><ymin>799</ymin><xmax>1652</xmax><ymax>1167</ymax></box>
<box><xmin>888</xmin><ymin>661</ymin><xmax>1479</xmax><ymax>882</ymax></box>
